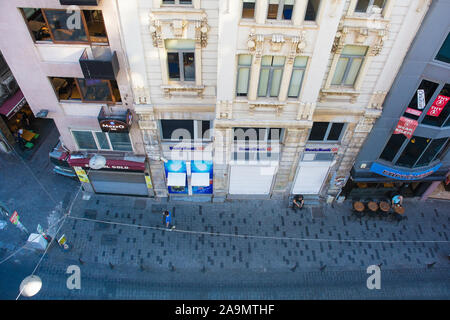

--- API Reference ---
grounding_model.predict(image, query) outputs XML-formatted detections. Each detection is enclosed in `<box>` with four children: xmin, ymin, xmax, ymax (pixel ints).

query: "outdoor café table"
<box><xmin>368</xmin><ymin>201</ymin><xmax>379</xmax><ymax>212</ymax></box>
<box><xmin>21</xmin><ymin>129</ymin><xmax>37</xmax><ymax>142</ymax></box>
<box><xmin>353</xmin><ymin>201</ymin><xmax>365</xmax><ymax>212</ymax></box>
<box><xmin>379</xmin><ymin>201</ymin><xmax>391</xmax><ymax>212</ymax></box>
<box><xmin>394</xmin><ymin>206</ymin><xmax>405</xmax><ymax>215</ymax></box>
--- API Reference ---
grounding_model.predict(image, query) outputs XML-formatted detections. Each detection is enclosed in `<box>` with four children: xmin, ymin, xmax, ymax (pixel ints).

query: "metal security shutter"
<box><xmin>88</xmin><ymin>171</ymin><xmax>148</xmax><ymax>196</ymax></box>
<box><xmin>292</xmin><ymin>161</ymin><xmax>332</xmax><ymax>194</ymax></box>
<box><xmin>229</xmin><ymin>165</ymin><xmax>276</xmax><ymax>194</ymax></box>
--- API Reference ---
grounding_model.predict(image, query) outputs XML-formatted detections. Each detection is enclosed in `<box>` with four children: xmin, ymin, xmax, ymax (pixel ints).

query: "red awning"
<box><xmin>68</xmin><ymin>154</ymin><xmax>146</xmax><ymax>171</ymax></box>
<box><xmin>0</xmin><ymin>90</ymin><xmax>26</xmax><ymax>119</ymax></box>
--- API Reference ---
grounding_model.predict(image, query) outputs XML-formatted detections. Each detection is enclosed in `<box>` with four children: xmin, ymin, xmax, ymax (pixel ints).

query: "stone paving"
<box><xmin>47</xmin><ymin>194</ymin><xmax>450</xmax><ymax>274</ymax></box>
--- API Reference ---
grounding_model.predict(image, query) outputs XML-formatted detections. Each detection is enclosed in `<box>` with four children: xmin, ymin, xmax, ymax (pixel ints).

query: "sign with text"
<box><xmin>417</xmin><ymin>89</ymin><xmax>425</xmax><ymax>110</ymax></box>
<box><xmin>426</xmin><ymin>95</ymin><xmax>450</xmax><ymax>117</ymax></box>
<box><xmin>74</xmin><ymin>166</ymin><xmax>90</xmax><ymax>183</ymax></box>
<box><xmin>393</xmin><ymin>117</ymin><xmax>418</xmax><ymax>139</ymax></box>
<box><xmin>370</xmin><ymin>162</ymin><xmax>442</xmax><ymax>180</ymax></box>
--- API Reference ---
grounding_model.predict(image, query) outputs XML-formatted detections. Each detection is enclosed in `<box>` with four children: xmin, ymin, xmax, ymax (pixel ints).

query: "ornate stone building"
<box><xmin>118</xmin><ymin>0</ymin><xmax>431</xmax><ymax>201</ymax></box>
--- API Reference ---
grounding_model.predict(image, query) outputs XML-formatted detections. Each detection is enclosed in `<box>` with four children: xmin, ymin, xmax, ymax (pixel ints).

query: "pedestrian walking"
<box><xmin>163</xmin><ymin>210</ymin><xmax>176</xmax><ymax>230</ymax></box>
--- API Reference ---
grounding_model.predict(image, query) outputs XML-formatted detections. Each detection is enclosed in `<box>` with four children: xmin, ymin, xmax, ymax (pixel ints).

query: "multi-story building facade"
<box><xmin>345</xmin><ymin>0</ymin><xmax>450</xmax><ymax>200</ymax></box>
<box><xmin>0</xmin><ymin>0</ymin><xmax>153</xmax><ymax>196</ymax></box>
<box><xmin>122</xmin><ymin>0</ymin><xmax>431</xmax><ymax>201</ymax></box>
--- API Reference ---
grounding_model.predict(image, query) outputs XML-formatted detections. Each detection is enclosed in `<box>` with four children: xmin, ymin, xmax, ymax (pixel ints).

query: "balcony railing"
<box><xmin>79</xmin><ymin>47</ymin><xmax>120</xmax><ymax>80</ymax></box>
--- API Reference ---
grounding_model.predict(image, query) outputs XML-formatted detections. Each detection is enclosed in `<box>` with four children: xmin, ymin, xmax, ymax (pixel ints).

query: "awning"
<box><xmin>167</xmin><ymin>172</ymin><xmax>186</xmax><ymax>186</ymax></box>
<box><xmin>191</xmin><ymin>172</ymin><xmax>210</xmax><ymax>186</ymax></box>
<box><xmin>0</xmin><ymin>89</ymin><xmax>26</xmax><ymax>119</ymax></box>
<box><xmin>67</xmin><ymin>154</ymin><xmax>146</xmax><ymax>171</ymax></box>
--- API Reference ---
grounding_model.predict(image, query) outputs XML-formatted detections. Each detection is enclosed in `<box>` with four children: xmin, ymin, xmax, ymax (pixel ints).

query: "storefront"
<box><xmin>162</xmin><ymin>144</ymin><xmax>214</xmax><ymax>196</ymax></box>
<box><xmin>228</xmin><ymin>127</ymin><xmax>282</xmax><ymax>196</ymax></box>
<box><xmin>291</xmin><ymin>146</ymin><xmax>338</xmax><ymax>195</ymax></box>
<box><xmin>68</xmin><ymin>154</ymin><xmax>153</xmax><ymax>197</ymax></box>
<box><xmin>343</xmin><ymin>162</ymin><xmax>445</xmax><ymax>199</ymax></box>
<box><xmin>0</xmin><ymin>89</ymin><xmax>36</xmax><ymax>146</ymax></box>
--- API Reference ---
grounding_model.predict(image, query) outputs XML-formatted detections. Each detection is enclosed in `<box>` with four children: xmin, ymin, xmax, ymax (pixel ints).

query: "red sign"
<box><xmin>405</xmin><ymin>108</ymin><xmax>422</xmax><ymax>117</ymax></box>
<box><xmin>393</xmin><ymin>117</ymin><xmax>418</xmax><ymax>139</ymax></box>
<box><xmin>10</xmin><ymin>211</ymin><xmax>19</xmax><ymax>225</ymax></box>
<box><xmin>426</xmin><ymin>95</ymin><xmax>450</xmax><ymax>117</ymax></box>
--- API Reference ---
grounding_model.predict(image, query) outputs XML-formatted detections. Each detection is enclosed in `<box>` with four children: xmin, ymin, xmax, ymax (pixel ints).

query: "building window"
<box><xmin>267</xmin><ymin>0</ymin><xmax>295</xmax><ymax>20</ymax></box>
<box><xmin>415</xmin><ymin>138</ymin><xmax>448</xmax><ymax>167</ymax></box>
<box><xmin>162</xmin><ymin>0</ymin><xmax>192</xmax><ymax>4</ymax></box>
<box><xmin>165</xmin><ymin>40</ymin><xmax>195</xmax><ymax>82</ymax></box>
<box><xmin>242</xmin><ymin>0</ymin><xmax>256</xmax><ymax>19</ymax></box>
<box><xmin>236</xmin><ymin>55</ymin><xmax>252</xmax><ymax>97</ymax></box>
<box><xmin>355</xmin><ymin>0</ymin><xmax>387</xmax><ymax>13</ymax></box>
<box><xmin>160</xmin><ymin>120</ymin><xmax>212</xmax><ymax>141</ymax></box>
<box><xmin>258</xmin><ymin>56</ymin><xmax>285</xmax><ymax>98</ymax></box>
<box><xmin>288</xmin><ymin>57</ymin><xmax>308</xmax><ymax>98</ymax></box>
<box><xmin>21</xmin><ymin>8</ymin><xmax>108</xmax><ymax>45</ymax></box>
<box><xmin>421</xmin><ymin>84</ymin><xmax>450</xmax><ymax>127</ymax></box>
<box><xmin>233</xmin><ymin>127</ymin><xmax>283</xmax><ymax>161</ymax></box>
<box><xmin>50</xmin><ymin>77</ymin><xmax>121</xmax><ymax>103</ymax></box>
<box><xmin>395</xmin><ymin>136</ymin><xmax>431</xmax><ymax>168</ymax></box>
<box><xmin>379</xmin><ymin>134</ymin><xmax>406</xmax><ymax>162</ymax></box>
<box><xmin>331</xmin><ymin>45</ymin><xmax>368</xmax><ymax>86</ymax></box>
<box><xmin>435</xmin><ymin>33</ymin><xmax>450</xmax><ymax>64</ymax></box>
<box><xmin>403</xmin><ymin>79</ymin><xmax>439</xmax><ymax>120</ymax></box>
<box><xmin>308</xmin><ymin>122</ymin><xmax>345</xmax><ymax>142</ymax></box>
<box><xmin>304</xmin><ymin>0</ymin><xmax>321</xmax><ymax>21</ymax></box>
<box><xmin>72</xmin><ymin>130</ymin><xmax>132</xmax><ymax>151</ymax></box>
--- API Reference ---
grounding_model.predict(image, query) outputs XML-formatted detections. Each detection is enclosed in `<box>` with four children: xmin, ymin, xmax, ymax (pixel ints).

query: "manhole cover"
<box><xmin>101</xmin><ymin>234</ymin><xmax>118</xmax><ymax>246</ymax></box>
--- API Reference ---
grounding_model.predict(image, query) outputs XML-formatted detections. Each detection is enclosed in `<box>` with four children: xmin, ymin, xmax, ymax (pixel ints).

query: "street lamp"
<box><xmin>19</xmin><ymin>275</ymin><xmax>42</xmax><ymax>297</ymax></box>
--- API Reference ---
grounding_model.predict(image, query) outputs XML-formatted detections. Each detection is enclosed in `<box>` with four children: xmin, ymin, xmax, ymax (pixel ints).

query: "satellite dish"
<box><xmin>89</xmin><ymin>155</ymin><xmax>106</xmax><ymax>170</ymax></box>
<box><xmin>19</xmin><ymin>275</ymin><xmax>42</xmax><ymax>297</ymax></box>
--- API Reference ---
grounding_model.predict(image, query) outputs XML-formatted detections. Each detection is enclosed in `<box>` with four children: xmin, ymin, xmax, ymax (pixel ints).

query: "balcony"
<box><xmin>59</xmin><ymin>0</ymin><xmax>99</xmax><ymax>5</ymax></box>
<box><xmin>79</xmin><ymin>47</ymin><xmax>119</xmax><ymax>80</ymax></box>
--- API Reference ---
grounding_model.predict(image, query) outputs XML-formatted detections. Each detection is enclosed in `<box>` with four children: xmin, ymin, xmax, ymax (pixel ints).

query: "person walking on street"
<box><xmin>163</xmin><ymin>210</ymin><xmax>176</xmax><ymax>230</ymax></box>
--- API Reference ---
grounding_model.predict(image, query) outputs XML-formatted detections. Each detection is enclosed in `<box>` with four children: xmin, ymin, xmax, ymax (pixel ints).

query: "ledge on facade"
<box><xmin>151</xmin><ymin>7</ymin><xmax>203</xmax><ymax>15</ymax></box>
<box><xmin>248</xmin><ymin>100</ymin><xmax>286</xmax><ymax>116</ymax></box>
<box><xmin>319</xmin><ymin>88</ymin><xmax>361</xmax><ymax>103</ymax></box>
<box><xmin>239</xmin><ymin>20</ymin><xmax>318</xmax><ymax>30</ymax></box>
<box><xmin>161</xmin><ymin>84</ymin><xmax>205</xmax><ymax>98</ymax></box>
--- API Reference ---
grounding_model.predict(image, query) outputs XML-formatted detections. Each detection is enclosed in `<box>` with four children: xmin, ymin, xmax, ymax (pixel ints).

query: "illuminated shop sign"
<box><xmin>370</xmin><ymin>162</ymin><xmax>442</xmax><ymax>180</ymax></box>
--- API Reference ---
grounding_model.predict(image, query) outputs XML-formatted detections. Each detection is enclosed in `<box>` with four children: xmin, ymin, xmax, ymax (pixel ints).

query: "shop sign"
<box><xmin>393</xmin><ymin>117</ymin><xmax>418</xmax><ymax>139</ymax></box>
<box><xmin>99</xmin><ymin>119</ymin><xmax>129</xmax><ymax>132</ymax></box>
<box><xmin>426</xmin><ymin>95</ymin><xmax>450</xmax><ymax>117</ymax></box>
<box><xmin>405</xmin><ymin>108</ymin><xmax>422</xmax><ymax>116</ymax></box>
<box><xmin>74</xmin><ymin>166</ymin><xmax>90</xmax><ymax>183</ymax></box>
<box><xmin>9</xmin><ymin>211</ymin><xmax>19</xmax><ymax>225</ymax></box>
<box><xmin>145</xmin><ymin>174</ymin><xmax>153</xmax><ymax>189</ymax></box>
<box><xmin>7</xmin><ymin>97</ymin><xmax>27</xmax><ymax>119</ymax></box>
<box><xmin>370</xmin><ymin>162</ymin><xmax>442</xmax><ymax>180</ymax></box>
<box><xmin>305</xmin><ymin>147</ymin><xmax>339</xmax><ymax>153</ymax></box>
<box><xmin>417</xmin><ymin>89</ymin><xmax>425</xmax><ymax>110</ymax></box>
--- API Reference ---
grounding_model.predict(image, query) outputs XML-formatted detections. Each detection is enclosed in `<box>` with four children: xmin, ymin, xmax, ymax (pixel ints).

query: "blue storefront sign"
<box><xmin>191</xmin><ymin>160</ymin><xmax>213</xmax><ymax>194</ymax></box>
<box><xmin>370</xmin><ymin>162</ymin><xmax>442</xmax><ymax>180</ymax></box>
<box><xmin>164</xmin><ymin>160</ymin><xmax>187</xmax><ymax>194</ymax></box>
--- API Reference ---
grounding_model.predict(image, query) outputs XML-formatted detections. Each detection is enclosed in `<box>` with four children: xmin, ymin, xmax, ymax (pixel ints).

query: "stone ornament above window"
<box><xmin>247</xmin><ymin>30</ymin><xmax>307</xmax><ymax>61</ymax></box>
<box><xmin>149</xmin><ymin>15</ymin><xmax>209</xmax><ymax>48</ymax></box>
<box><xmin>331</xmin><ymin>24</ymin><xmax>388</xmax><ymax>56</ymax></box>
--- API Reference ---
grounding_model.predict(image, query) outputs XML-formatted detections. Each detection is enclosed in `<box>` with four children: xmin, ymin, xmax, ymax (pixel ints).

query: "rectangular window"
<box><xmin>355</xmin><ymin>0</ymin><xmax>386</xmax><ymax>13</ymax></box>
<box><xmin>50</xmin><ymin>77</ymin><xmax>82</xmax><ymax>101</ymax></box>
<box><xmin>162</xmin><ymin>0</ymin><xmax>192</xmax><ymax>4</ymax></box>
<box><xmin>415</xmin><ymin>138</ymin><xmax>448</xmax><ymax>167</ymax></box>
<box><xmin>288</xmin><ymin>57</ymin><xmax>308</xmax><ymax>98</ymax></box>
<box><xmin>379</xmin><ymin>134</ymin><xmax>406</xmax><ymax>162</ymax></box>
<box><xmin>242</xmin><ymin>0</ymin><xmax>256</xmax><ymax>19</ymax></box>
<box><xmin>395</xmin><ymin>136</ymin><xmax>431</xmax><ymax>168</ymax></box>
<box><xmin>160</xmin><ymin>120</ymin><xmax>211</xmax><ymax>141</ymax></box>
<box><xmin>236</xmin><ymin>54</ymin><xmax>252</xmax><ymax>96</ymax></box>
<box><xmin>403</xmin><ymin>79</ymin><xmax>439</xmax><ymax>120</ymax></box>
<box><xmin>22</xmin><ymin>8</ymin><xmax>108</xmax><ymax>45</ymax></box>
<box><xmin>331</xmin><ymin>45</ymin><xmax>367</xmax><ymax>86</ymax></box>
<box><xmin>73</xmin><ymin>131</ymin><xmax>97</xmax><ymax>150</ymax></box>
<box><xmin>435</xmin><ymin>33</ymin><xmax>450</xmax><ymax>64</ymax></box>
<box><xmin>165</xmin><ymin>40</ymin><xmax>195</xmax><ymax>82</ymax></box>
<box><xmin>421</xmin><ymin>84</ymin><xmax>450</xmax><ymax>127</ymax></box>
<box><xmin>233</xmin><ymin>127</ymin><xmax>283</xmax><ymax>161</ymax></box>
<box><xmin>308</xmin><ymin>122</ymin><xmax>345</xmax><ymax>142</ymax></box>
<box><xmin>267</xmin><ymin>0</ymin><xmax>295</xmax><ymax>20</ymax></box>
<box><xmin>72</xmin><ymin>130</ymin><xmax>132</xmax><ymax>151</ymax></box>
<box><xmin>258</xmin><ymin>56</ymin><xmax>285</xmax><ymax>98</ymax></box>
<box><xmin>304</xmin><ymin>0</ymin><xmax>321</xmax><ymax>21</ymax></box>
<box><xmin>77</xmin><ymin>79</ymin><xmax>113</xmax><ymax>102</ymax></box>
<box><xmin>51</xmin><ymin>77</ymin><xmax>120</xmax><ymax>103</ymax></box>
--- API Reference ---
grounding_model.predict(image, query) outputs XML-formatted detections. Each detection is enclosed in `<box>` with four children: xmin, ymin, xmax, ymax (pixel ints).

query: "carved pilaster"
<box><xmin>149</xmin><ymin>18</ymin><xmax>163</xmax><ymax>48</ymax></box>
<box><xmin>195</xmin><ymin>15</ymin><xmax>209</xmax><ymax>48</ymax></box>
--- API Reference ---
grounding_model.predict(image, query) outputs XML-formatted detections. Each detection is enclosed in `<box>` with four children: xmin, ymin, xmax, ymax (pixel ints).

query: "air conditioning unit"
<box><xmin>1</xmin><ymin>74</ymin><xmax>18</xmax><ymax>95</ymax></box>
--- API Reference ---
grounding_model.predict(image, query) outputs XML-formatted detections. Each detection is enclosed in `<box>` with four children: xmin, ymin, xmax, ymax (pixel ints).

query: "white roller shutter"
<box><xmin>292</xmin><ymin>161</ymin><xmax>332</xmax><ymax>194</ymax></box>
<box><xmin>229</xmin><ymin>165</ymin><xmax>276</xmax><ymax>194</ymax></box>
